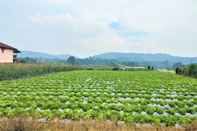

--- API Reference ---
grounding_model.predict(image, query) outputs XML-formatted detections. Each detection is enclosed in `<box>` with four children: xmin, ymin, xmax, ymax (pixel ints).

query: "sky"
<box><xmin>0</xmin><ymin>0</ymin><xmax>197</xmax><ymax>57</ymax></box>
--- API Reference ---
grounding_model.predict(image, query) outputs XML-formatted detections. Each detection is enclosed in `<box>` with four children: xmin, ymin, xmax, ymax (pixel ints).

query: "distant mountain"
<box><xmin>18</xmin><ymin>51</ymin><xmax>69</xmax><ymax>60</ymax></box>
<box><xmin>17</xmin><ymin>51</ymin><xmax>197</xmax><ymax>68</ymax></box>
<box><xmin>94</xmin><ymin>52</ymin><xmax>197</xmax><ymax>64</ymax></box>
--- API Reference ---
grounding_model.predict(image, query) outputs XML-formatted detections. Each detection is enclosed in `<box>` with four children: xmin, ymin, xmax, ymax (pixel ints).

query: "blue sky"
<box><xmin>0</xmin><ymin>0</ymin><xmax>197</xmax><ymax>57</ymax></box>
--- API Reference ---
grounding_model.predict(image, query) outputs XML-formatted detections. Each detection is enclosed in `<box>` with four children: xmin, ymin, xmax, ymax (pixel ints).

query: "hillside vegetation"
<box><xmin>18</xmin><ymin>51</ymin><xmax>197</xmax><ymax>68</ymax></box>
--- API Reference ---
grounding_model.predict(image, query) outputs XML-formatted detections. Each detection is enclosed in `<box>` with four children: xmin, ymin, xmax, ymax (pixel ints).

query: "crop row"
<box><xmin>0</xmin><ymin>71</ymin><xmax>196</xmax><ymax>126</ymax></box>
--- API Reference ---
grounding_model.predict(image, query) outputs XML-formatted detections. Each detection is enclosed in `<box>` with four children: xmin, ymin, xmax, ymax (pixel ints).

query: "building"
<box><xmin>117</xmin><ymin>64</ymin><xmax>146</xmax><ymax>71</ymax></box>
<box><xmin>0</xmin><ymin>42</ymin><xmax>20</xmax><ymax>63</ymax></box>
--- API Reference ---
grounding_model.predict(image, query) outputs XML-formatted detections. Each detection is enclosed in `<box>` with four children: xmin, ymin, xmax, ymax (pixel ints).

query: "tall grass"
<box><xmin>0</xmin><ymin>118</ymin><xmax>196</xmax><ymax>131</ymax></box>
<box><xmin>0</xmin><ymin>64</ymin><xmax>79</xmax><ymax>80</ymax></box>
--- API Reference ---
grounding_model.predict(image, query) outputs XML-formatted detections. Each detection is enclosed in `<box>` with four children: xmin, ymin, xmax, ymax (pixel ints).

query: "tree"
<box><xmin>67</xmin><ymin>56</ymin><xmax>76</xmax><ymax>65</ymax></box>
<box><xmin>188</xmin><ymin>64</ymin><xmax>197</xmax><ymax>76</ymax></box>
<box><xmin>175</xmin><ymin>67</ymin><xmax>182</xmax><ymax>74</ymax></box>
<box><xmin>147</xmin><ymin>66</ymin><xmax>151</xmax><ymax>70</ymax></box>
<box><xmin>173</xmin><ymin>62</ymin><xmax>183</xmax><ymax>69</ymax></box>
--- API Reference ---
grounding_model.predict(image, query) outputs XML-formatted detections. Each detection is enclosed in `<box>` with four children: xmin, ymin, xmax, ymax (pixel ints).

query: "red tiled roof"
<box><xmin>0</xmin><ymin>42</ymin><xmax>20</xmax><ymax>53</ymax></box>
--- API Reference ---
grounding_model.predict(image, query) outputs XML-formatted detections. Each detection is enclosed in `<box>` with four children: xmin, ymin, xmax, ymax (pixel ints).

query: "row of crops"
<box><xmin>0</xmin><ymin>71</ymin><xmax>196</xmax><ymax>126</ymax></box>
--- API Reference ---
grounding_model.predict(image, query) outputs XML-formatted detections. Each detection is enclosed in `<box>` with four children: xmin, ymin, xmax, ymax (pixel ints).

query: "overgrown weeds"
<box><xmin>0</xmin><ymin>118</ymin><xmax>196</xmax><ymax>131</ymax></box>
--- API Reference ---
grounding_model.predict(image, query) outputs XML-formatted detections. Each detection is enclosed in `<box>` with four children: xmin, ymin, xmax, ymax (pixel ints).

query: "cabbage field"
<box><xmin>0</xmin><ymin>71</ymin><xmax>196</xmax><ymax>126</ymax></box>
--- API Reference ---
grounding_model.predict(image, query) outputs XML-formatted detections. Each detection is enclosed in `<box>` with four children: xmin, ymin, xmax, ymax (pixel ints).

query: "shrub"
<box><xmin>175</xmin><ymin>67</ymin><xmax>182</xmax><ymax>74</ymax></box>
<box><xmin>147</xmin><ymin>66</ymin><xmax>154</xmax><ymax>71</ymax></box>
<box><xmin>112</xmin><ymin>67</ymin><xmax>120</xmax><ymax>71</ymax></box>
<box><xmin>175</xmin><ymin>64</ymin><xmax>197</xmax><ymax>78</ymax></box>
<box><xmin>188</xmin><ymin>64</ymin><xmax>197</xmax><ymax>76</ymax></box>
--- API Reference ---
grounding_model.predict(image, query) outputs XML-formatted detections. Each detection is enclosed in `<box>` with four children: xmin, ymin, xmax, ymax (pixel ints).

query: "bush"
<box><xmin>175</xmin><ymin>64</ymin><xmax>197</xmax><ymax>78</ymax></box>
<box><xmin>188</xmin><ymin>64</ymin><xmax>197</xmax><ymax>76</ymax></box>
<box><xmin>147</xmin><ymin>66</ymin><xmax>154</xmax><ymax>71</ymax></box>
<box><xmin>112</xmin><ymin>67</ymin><xmax>120</xmax><ymax>71</ymax></box>
<box><xmin>86</xmin><ymin>68</ymin><xmax>94</xmax><ymax>70</ymax></box>
<box><xmin>175</xmin><ymin>67</ymin><xmax>182</xmax><ymax>74</ymax></box>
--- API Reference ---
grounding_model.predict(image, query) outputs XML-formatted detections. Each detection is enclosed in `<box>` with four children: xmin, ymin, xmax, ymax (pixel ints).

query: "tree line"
<box><xmin>176</xmin><ymin>64</ymin><xmax>197</xmax><ymax>78</ymax></box>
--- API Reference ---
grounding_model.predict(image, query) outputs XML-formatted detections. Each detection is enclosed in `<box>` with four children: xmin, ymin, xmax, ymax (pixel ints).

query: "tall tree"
<box><xmin>67</xmin><ymin>56</ymin><xmax>76</xmax><ymax>65</ymax></box>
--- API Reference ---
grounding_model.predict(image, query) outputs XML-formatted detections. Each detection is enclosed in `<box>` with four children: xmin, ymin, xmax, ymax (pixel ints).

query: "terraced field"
<box><xmin>0</xmin><ymin>71</ymin><xmax>196</xmax><ymax>126</ymax></box>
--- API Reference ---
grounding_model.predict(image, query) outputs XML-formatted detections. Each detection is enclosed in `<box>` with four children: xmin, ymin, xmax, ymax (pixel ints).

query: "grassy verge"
<box><xmin>0</xmin><ymin>118</ymin><xmax>196</xmax><ymax>131</ymax></box>
<box><xmin>0</xmin><ymin>64</ymin><xmax>79</xmax><ymax>80</ymax></box>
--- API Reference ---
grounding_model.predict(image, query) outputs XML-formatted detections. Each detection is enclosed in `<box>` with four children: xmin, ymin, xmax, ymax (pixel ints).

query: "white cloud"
<box><xmin>47</xmin><ymin>0</ymin><xmax>68</xmax><ymax>5</ymax></box>
<box><xmin>7</xmin><ymin>0</ymin><xmax>197</xmax><ymax>56</ymax></box>
<box><xmin>29</xmin><ymin>13</ymin><xmax>74</xmax><ymax>25</ymax></box>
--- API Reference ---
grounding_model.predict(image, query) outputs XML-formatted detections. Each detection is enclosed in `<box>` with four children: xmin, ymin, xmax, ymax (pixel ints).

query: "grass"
<box><xmin>0</xmin><ymin>118</ymin><xmax>196</xmax><ymax>131</ymax></box>
<box><xmin>0</xmin><ymin>64</ymin><xmax>79</xmax><ymax>80</ymax></box>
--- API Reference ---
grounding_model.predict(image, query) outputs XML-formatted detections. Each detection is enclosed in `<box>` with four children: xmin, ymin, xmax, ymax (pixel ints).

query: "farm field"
<box><xmin>0</xmin><ymin>71</ymin><xmax>196</xmax><ymax>127</ymax></box>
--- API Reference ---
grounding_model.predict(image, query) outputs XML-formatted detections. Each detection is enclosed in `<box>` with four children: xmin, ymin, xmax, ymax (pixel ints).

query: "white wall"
<box><xmin>0</xmin><ymin>48</ymin><xmax>14</xmax><ymax>63</ymax></box>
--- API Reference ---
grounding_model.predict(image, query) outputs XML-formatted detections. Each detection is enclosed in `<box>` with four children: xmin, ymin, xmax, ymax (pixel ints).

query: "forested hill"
<box><xmin>18</xmin><ymin>51</ymin><xmax>197</xmax><ymax>68</ymax></box>
<box><xmin>94</xmin><ymin>52</ymin><xmax>197</xmax><ymax>64</ymax></box>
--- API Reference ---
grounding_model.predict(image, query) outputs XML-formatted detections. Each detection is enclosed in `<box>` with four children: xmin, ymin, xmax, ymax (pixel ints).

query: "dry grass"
<box><xmin>0</xmin><ymin>118</ymin><xmax>196</xmax><ymax>131</ymax></box>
